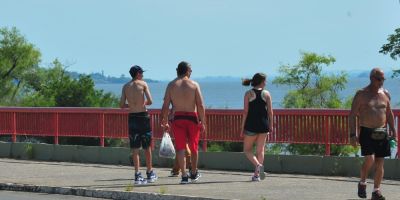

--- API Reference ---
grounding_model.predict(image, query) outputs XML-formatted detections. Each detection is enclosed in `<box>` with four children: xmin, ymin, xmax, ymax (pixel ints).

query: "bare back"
<box><xmin>120</xmin><ymin>80</ymin><xmax>150</xmax><ymax>113</ymax></box>
<box><xmin>164</xmin><ymin>77</ymin><xmax>202</xmax><ymax>112</ymax></box>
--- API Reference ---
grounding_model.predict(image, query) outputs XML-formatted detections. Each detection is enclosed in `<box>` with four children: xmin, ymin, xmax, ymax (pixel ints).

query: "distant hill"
<box><xmin>193</xmin><ymin>76</ymin><xmax>241</xmax><ymax>82</ymax></box>
<box><xmin>67</xmin><ymin>71</ymin><xmax>158</xmax><ymax>84</ymax></box>
<box><xmin>346</xmin><ymin>70</ymin><xmax>395</xmax><ymax>78</ymax></box>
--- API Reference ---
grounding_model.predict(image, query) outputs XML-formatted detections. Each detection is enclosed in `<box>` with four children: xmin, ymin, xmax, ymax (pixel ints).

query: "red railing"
<box><xmin>0</xmin><ymin>107</ymin><xmax>399</xmax><ymax>156</ymax></box>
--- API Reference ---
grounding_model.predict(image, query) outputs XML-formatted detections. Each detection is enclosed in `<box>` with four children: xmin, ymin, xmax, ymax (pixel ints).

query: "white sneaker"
<box><xmin>256</xmin><ymin>164</ymin><xmax>266</xmax><ymax>180</ymax></box>
<box><xmin>252</xmin><ymin>175</ymin><xmax>260</xmax><ymax>182</ymax></box>
<box><xmin>134</xmin><ymin>172</ymin><xmax>147</xmax><ymax>184</ymax></box>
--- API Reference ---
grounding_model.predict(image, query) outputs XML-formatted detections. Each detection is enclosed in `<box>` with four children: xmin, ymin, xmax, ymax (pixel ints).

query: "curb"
<box><xmin>0</xmin><ymin>183</ymin><xmax>230</xmax><ymax>200</ymax></box>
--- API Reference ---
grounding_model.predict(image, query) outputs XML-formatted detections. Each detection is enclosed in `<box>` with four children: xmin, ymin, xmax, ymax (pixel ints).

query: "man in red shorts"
<box><xmin>161</xmin><ymin>61</ymin><xmax>206</xmax><ymax>184</ymax></box>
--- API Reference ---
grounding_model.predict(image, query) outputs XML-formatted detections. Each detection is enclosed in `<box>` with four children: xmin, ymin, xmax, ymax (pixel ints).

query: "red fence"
<box><xmin>0</xmin><ymin>107</ymin><xmax>399</xmax><ymax>156</ymax></box>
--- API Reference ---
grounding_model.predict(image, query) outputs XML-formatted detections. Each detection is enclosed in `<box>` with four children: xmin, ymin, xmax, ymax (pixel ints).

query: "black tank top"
<box><xmin>244</xmin><ymin>89</ymin><xmax>269</xmax><ymax>133</ymax></box>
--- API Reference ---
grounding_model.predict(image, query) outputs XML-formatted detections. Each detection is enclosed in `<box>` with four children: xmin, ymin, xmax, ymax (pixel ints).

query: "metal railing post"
<box><xmin>397</xmin><ymin>116</ymin><xmax>399</xmax><ymax>159</ymax></box>
<box><xmin>100</xmin><ymin>113</ymin><xmax>105</xmax><ymax>147</ymax></box>
<box><xmin>12</xmin><ymin>112</ymin><xmax>17</xmax><ymax>143</ymax></box>
<box><xmin>55</xmin><ymin>113</ymin><xmax>59</xmax><ymax>145</ymax></box>
<box><xmin>325</xmin><ymin>116</ymin><xmax>331</xmax><ymax>156</ymax></box>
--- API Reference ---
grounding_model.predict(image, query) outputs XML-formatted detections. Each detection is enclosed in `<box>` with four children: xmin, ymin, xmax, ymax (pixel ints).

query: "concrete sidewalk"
<box><xmin>0</xmin><ymin>158</ymin><xmax>399</xmax><ymax>200</ymax></box>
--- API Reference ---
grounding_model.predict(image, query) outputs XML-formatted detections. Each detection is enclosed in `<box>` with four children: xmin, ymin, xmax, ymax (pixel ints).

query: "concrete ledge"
<box><xmin>0</xmin><ymin>183</ymin><xmax>227</xmax><ymax>200</ymax></box>
<box><xmin>0</xmin><ymin>142</ymin><xmax>399</xmax><ymax>179</ymax></box>
<box><xmin>0</xmin><ymin>142</ymin><xmax>11</xmax><ymax>157</ymax></box>
<box><xmin>198</xmin><ymin>152</ymin><xmax>252</xmax><ymax>170</ymax></box>
<box><xmin>10</xmin><ymin>143</ymin><xmax>32</xmax><ymax>159</ymax></box>
<box><xmin>280</xmin><ymin>155</ymin><xmax>323</xmax><ymax>174</ymax></box>
<box><xmin>98</xmin><ymin>147</ymin><xmax>131</xmax><ymax>165</ymax></box>
<box><xmin>53</xmin><ymin>145</ymin><xmax>78</xmax><ymax>162</ymax></box>
<box><xmin>32</xmin><ymin>143</ymin><xmax>54</xmax><ymax>161</ymax></box>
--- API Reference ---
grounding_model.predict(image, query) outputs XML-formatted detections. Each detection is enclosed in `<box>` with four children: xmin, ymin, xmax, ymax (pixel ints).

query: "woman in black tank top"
<box><xmin>241</xmin><ymin>73</ymin><xmax>274</xmax><ymax>182</ymax></box>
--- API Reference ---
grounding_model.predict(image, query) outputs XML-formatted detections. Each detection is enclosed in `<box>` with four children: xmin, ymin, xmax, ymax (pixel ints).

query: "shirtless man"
<box><xmin>349</xmin><ymin>68</ymin><xmax>397</xmax><ymax>200</ymax></box>
<box><xmin>161</xmin><ymin>61</ymin><xmax>206</xmax><ymax>184</ymax></box>
<box><xmin>120</xmin><ymin>65</ymin><xmax>157</xmax><ymax>184</ymax></box>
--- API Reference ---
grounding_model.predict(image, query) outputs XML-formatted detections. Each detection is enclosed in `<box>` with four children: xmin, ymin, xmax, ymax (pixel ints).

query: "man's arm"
<box><xmin>349</xmin><ymin>91</ymin><xmax>361</xmax><ymax>146</ymax></box>
<box><xmin>143</xmin><ymin>82</ymin><xmax>153</xmax><ymax>106</ymax></box>
<box><xmin>386</xmin><ymin>98</ymin><xmax>397</xmax><ymax>139</ymax></box>
<box><xmin>161</xmin><ymin>83</ymin><xmax>172</xmax><ymax>128</ymax></box>
<box><xmin>119</xmin><ymin>85</ymin><xmax>127</xmax><ymax>108</ymax></box>
<box><xmin>194</xmin><ymin>82</ymin><xmax>206</xmax><ymax>132</ymax></box>
<box><xmin>384</xmin><ymin>90</ymin><xmax>396</xmax><ymax>139</ymax></box>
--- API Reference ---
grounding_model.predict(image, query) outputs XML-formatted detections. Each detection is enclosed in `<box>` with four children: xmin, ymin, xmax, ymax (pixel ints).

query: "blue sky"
<box><xmin>1</xmin><ymin>0</ymin><xmax>400</xmax><ymax>80</ymax></box>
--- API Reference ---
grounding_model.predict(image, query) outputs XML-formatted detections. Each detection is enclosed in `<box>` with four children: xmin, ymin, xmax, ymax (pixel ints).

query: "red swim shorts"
<box><xmin>171</xmin><ymin>111</ymin><xmax>200</xmax><ymax>153</ymax></box>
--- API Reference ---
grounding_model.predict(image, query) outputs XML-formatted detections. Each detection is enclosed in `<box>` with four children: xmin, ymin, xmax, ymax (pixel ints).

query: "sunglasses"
<box><xmin>373</xmin><ymin>76</ymin><xmax>385</xmax><ymax>82</ymax></box>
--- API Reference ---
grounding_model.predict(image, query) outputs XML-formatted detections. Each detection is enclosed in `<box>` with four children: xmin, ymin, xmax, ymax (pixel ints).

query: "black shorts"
<box><xmin>359</xmin><ymin>126</ymin><xmax>391</xmax><ymax>158</ymax></box>
<box><xmin>128</xmin><ymin>112</ymin><xmax>152</xmax><ymax>149</ymax></box>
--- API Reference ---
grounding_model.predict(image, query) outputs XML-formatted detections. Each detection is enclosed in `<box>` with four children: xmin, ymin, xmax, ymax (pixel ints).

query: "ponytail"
<box><xmin>242</xmin><ymin>73</ymin><xmax>266</xmax><ymax>87</ymax></box>
<box><xmin>242</xmin><ymin>78</ymin><xmax>252</xmax><ymax>86</ymax></box>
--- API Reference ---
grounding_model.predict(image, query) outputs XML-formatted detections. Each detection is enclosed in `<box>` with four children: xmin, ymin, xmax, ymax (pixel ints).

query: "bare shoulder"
<box><xmin>140</xmin><ymin>80</ymin><xmax>149</xmax><ymax>88</ymax></box>
<box><xmin>355</xmin><ymin>88</ymin><xmax>367</xmax><ymax>97</ymax></box>
<box><xmin>190</xmin><ymin>79</ymin><xmax>200</xmax><ymax>87</ymax></box>
<box><xmin>380</xmin><ymin>88</ymin><xmax>391</xmax><ymax>100</ymax></box>
<box><xmin>245</xmin><ymin>89</ymin><xmax>251</xmax><ymax>95</ymax></box>
<box><xmin>137</xmin><ymin>79</ymin><xmax>147</xmax><ymax>85</ymax></box>
<box><xmin>167</xmin><ymin>78</ymin><xmax>178</xmax><ymax>87</ymax></box>
<box><xmin>122</xmin><ymin>82</ymin><xmax>131</xmax><ymax>89</ymax></box>
<box><xmin>165</xmin><ymin>79</ymin><xmax>178</xmax><ymax>91</ymax></box>
<box><xmin>245</xmin><ymin>89</ymin><xmax>254</xmax><ymax>97</ymax></box>
<box><xmin>262</xmin><ymin>89</ymin><xmax>271</xmax><ymax>96</ymax></box>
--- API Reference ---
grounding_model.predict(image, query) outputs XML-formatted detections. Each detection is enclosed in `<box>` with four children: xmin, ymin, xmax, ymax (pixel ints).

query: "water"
<box><xmin>96</xmin><ymin>77</ymin><xmax>400</xmax><ymax>109</ymax></box>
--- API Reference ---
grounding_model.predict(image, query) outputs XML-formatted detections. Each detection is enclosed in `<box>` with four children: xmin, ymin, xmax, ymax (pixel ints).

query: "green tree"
<box><xmin>273</xmin><ymin>52</ymin><xmax>347</xmax><ymax>108</ymax></box>
<box><xmin>380</xmin><ymin>28</ymin><xmax>400</xmax><ymax>77</ymax></box>
<box><xmin>0</xmin><ymin>27</ymin><xmax>41</xmax><ymax>104</ymax></box>
<box><xmin>272</xmin><ymin>52</ymin><xmax>357</xmax><ymax>156</ymax></box>
<box><xmin>20</xmin><ymin>59</ymin><xmax>119</xmax><ymax>107</ymax></box>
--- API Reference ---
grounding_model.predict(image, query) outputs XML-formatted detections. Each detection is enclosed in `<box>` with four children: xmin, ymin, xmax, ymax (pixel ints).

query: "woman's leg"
<box><xmin>243</xmin><ymin>135</ymin><xmax>259</xmax><ymax>167</ymax></box>
<box><xmin>255</xmin><ymin>133</ymin><xmax>268</xmax><ymax>165</ymax></box>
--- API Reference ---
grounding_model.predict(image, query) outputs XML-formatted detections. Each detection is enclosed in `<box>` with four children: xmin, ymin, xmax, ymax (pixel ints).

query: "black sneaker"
<box><xmin>190</xmin><ymin>170</ymin><xmax>201</xmax><ymax>182</ymax></box>
<box><xmin>170</xmin><ymin>169</ymin><xmax>179</xmax><ymax>177</ymax></box>
<box><xmin>357</xmin><ymin>182</ymin><xmax>366</xmax><ymax>198</ymax></box>
<box><xmin>134</xmin><ymin>172</ymin><xmax>147</xmax><ymax>185</ymax></box>
<box><xmin>146</xmin><ymin>170</ymin><xmax>158</xmax><ymax>183</ymax></box>
<box><xmin>371</xmin><ymin>190</ymin><xmax>385</xmax><ymax>200</ymax></box>
<box><xmin>180</xmin><ymin>175</ymin><xmax>189</xmax><ymax>184</ymax></box>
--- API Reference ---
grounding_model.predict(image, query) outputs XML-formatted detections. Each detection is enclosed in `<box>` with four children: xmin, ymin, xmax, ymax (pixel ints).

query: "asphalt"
<box><xmin>0</xmin><ymin>158</ymin><xmax>399</xmax><ymax>200</ymax></box>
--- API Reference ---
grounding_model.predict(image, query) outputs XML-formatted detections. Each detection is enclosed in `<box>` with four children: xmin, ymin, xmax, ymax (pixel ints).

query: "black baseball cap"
<box><xmin>129</xmin><ymin>65</ymin><xmax>145</xmax><ymax>77</ymax></box>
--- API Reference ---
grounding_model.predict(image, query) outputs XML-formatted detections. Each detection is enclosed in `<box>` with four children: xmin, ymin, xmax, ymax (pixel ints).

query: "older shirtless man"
<box><xmin>161</xmin><ymin>61</ymin><xmax>206</xmax><ymax>184</ymax></box>
<box><xmin>120</xmin><ymin>65</ymin><xmax>157</xmax><ymax>184</ymax></box>
<box><xmin>349</xmin><ymin>68</ymin><xmax>397</xmax><ymax>200</ymax></box>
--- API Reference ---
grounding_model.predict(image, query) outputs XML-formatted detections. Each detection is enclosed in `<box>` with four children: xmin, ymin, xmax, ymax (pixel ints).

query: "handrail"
<box><xmin>0</xmin><ymin>107</ymin><xmax>398</xmax><ymax>157</ymax></box>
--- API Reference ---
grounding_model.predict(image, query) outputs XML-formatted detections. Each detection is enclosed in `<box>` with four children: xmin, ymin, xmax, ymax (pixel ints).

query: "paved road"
<box><xmin>0</xmin><ymin>158</ymin><xmax>399</xmax><ymax>200</ymax></box>
<box><xmin>0</xmin><ymin>190</ymin><xmax>105</xmax><ymax>200</ymax></box>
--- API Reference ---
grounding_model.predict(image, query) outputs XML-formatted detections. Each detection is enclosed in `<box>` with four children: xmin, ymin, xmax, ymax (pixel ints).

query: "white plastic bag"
<box><xmin>159</xmin><ymin>132</ymin><xmax>176</xmax><ymax>159</ymax></box>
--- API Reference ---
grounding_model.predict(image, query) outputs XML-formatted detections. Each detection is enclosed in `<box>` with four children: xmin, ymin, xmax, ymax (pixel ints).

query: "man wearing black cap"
<box><xmin>120</xmin><ymin>65</ymin><xmax>157</xmax><ymax>184</ymax></box>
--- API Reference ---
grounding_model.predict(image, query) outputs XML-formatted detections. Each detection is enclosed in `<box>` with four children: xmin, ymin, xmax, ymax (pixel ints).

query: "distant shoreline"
<box><xmin>69</xmin><ymin>69</ymin><xmax>378</xmax><ymax>84</ymax></box>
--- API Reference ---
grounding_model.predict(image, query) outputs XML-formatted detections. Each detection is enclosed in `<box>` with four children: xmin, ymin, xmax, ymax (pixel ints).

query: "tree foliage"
<box><xmin>0</xmin><ymin>27</ymin><xmax>119</xmax><ymax>108</ymax></box>
<box><xmin>19</xmin><ymin>59</ymin><xmax>119</xmax><ymax>107</ymax></box>
<box><xmin>272</xmin><ymin>52</ymin><xmax>357</xmax><ymax>156</ymax></box>
<box><xmin>273</xmin><ymin>52</ymin><xmax>347</xmax><ymax>108</ymax></box>
<box><xmin>0</xmin><ymin>27</ymin><xmax>41</xmax><ymax>104</ymax></box>
<box><xmin>380</xmin><ymin>28</ymin><xmax>400</xmax><ymax>77</ymax></box>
